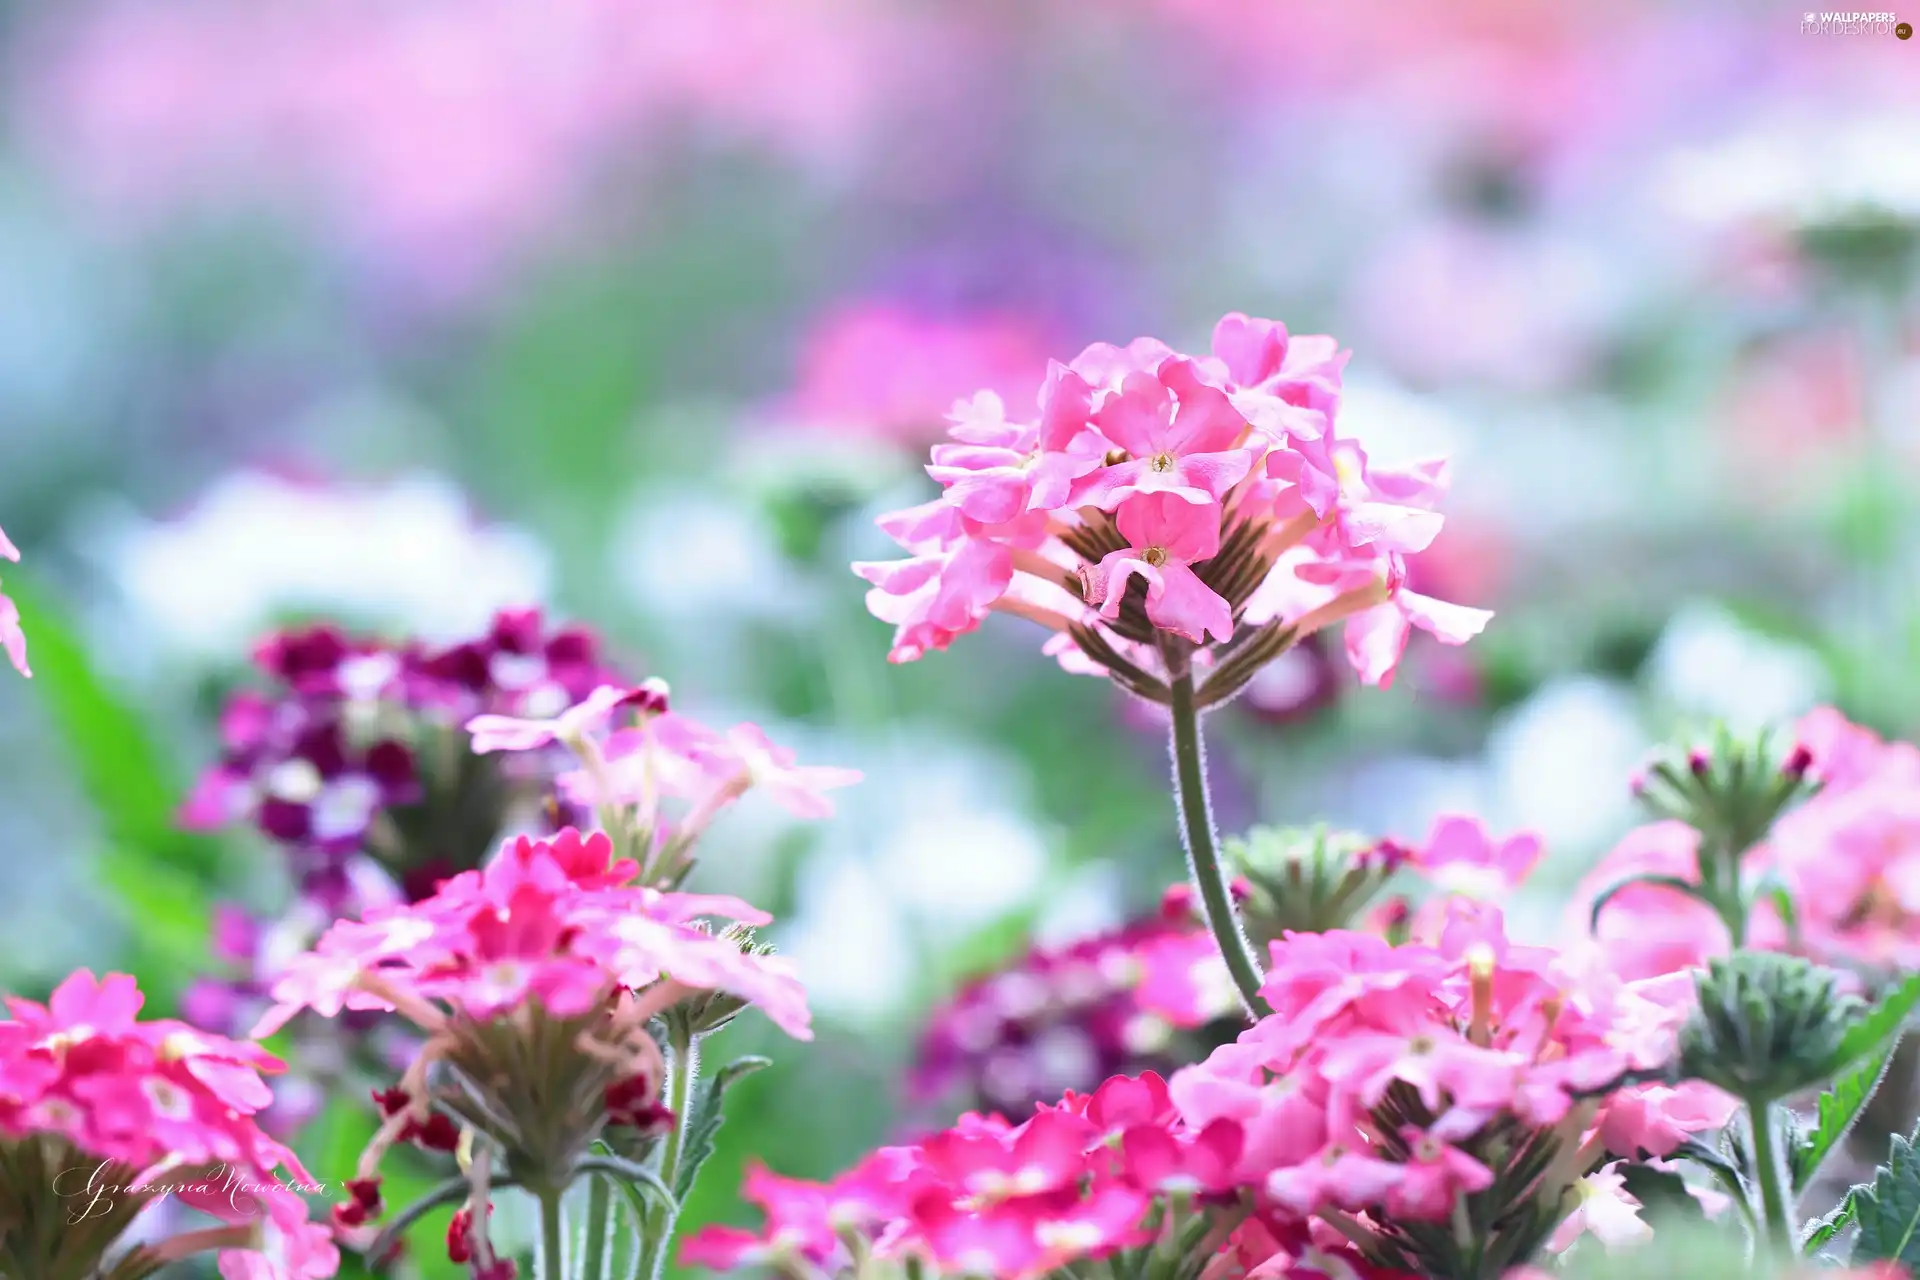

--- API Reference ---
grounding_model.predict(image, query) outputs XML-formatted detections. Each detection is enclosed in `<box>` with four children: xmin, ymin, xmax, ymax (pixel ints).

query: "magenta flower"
<box><xmin>252</xmin><ymin>827</ymin><xmax>811</xmax><ymax>1042</ymax></box>
<box><xmin>0</xmin><ymin>971</ymin><xmax>334</xmax><ymax>1280</ymax></box>
<box><xmin>1078</xmin><ymin>494</ymin><xmax>1235</xmax><ymax>645</ymax></box>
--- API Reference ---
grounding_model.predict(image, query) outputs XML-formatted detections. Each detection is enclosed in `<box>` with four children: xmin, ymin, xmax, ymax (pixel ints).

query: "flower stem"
<box><xmin>582</xmin><ymin>1174</ymin><xmax>612</xmax><ymax>1280</ymax></box>
<box><xmin>540</xmin><ymin>1186</ymin><xmax>568</xmax><ymax>1280</ymax></box>
<box><xmin>1163</xmin><ymin>647</ymin><xmax>1271</xmax><ymax>1019</ymax></box>
<box><xmin>1748</xmin><ymin>1100</ymin><xmax>1795</xmax><ymax>1255</ymax></box>
<box><xmin>642</xmin><ymin>1021</ymin><xmax>700</xmax><ymax>1280</ymax></box>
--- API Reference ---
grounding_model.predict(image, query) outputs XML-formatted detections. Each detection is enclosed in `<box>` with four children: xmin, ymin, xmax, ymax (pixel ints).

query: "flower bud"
<box><xmin>1633</xmin><ymin>725</ymin><xmax>1819</xmax><ymax>867</ymax></box>
<box><xmin>1224</xmin><ymin>824</ymin><xmax>1405</xmax><ymax>942</ymax></box>
<box><xmin>1679</xmin><ymin>952</ymin><xmax>1864</xmax><ymax>1103</ymax></box>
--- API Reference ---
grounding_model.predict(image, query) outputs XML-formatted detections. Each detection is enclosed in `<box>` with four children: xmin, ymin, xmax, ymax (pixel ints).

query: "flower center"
<box><xmin>1142</xmin><ymin>546</ymin><xmax>1168</xmax><ymax>568</ymax></box>
<box><xmin>1149</xmin><ymin>451</ymin><xmax>1176</xmax><ymax>473</ymax></box>
<box><xmin>1408</xmin><ymin>1034</ymin><xmax>1436</xmax><ymax>1054</ymax></box>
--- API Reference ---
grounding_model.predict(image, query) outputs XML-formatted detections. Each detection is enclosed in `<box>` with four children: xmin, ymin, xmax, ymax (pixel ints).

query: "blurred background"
<box><xmin>0</xmin><ymin>0</ymin><xmax>1917</xmax><ymax>1272</ymax></box>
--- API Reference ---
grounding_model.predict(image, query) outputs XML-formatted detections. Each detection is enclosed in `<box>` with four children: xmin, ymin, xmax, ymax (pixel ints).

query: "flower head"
<box><xmin>853</xmin><ymin>316</ymin><xmax>1490</xmax><ymax>698</ymax></box>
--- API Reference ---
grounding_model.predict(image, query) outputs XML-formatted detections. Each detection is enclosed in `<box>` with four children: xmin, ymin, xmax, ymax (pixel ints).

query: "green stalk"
<box><xmin>640</xmin><ymin>1023</ymin><xmax>701</xmax><ymax>1280</ymax></box>
<box><xmin>1163</xmin><ymin>645</ymin><xmax>1271</xmax><ymax>1019</ymax></box>
<box><xmin>1748</xmin><ymin>1101</ymin><xmax>1795</xmax><ymax>1255</ymax></box>
<box><xmin>582</xmin><ymin>1174</ymin><xmax>612</xmax><ymax>1280</ymax></box>
<box><xmin>540</xmin><ymin>1187</ymin><xmax>568</xmax><ymax>1280</ymax></box>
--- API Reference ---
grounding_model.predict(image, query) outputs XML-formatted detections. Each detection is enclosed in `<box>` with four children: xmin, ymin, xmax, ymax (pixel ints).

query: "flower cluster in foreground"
<box><xmin>694</xmin><ymin>910</ymin><xmax>1743</xmax><ymax>1280</ymax></box>
<box><xmin>251</xmin><ymin>825</ymin><xmax>810</xmax><ymax>1268</ymax></box>
<box><xmin>0</xmin><ymin>971</ymin><xmax>335</xmax><ymax>1278</ymax></box>
<box><xmin>854</xmin><ymin>314</ymin><xmax>1491</xmax><ymax>695</ymax></box>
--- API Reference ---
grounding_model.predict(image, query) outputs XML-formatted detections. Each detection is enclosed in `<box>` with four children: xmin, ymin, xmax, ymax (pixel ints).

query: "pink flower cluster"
<box><xmin>1581</xmin><ymin>706</ymin><xmax>1920</xmax><ymax>982</ymax></box>
<box><xmin>696</xmin><ymin>909</ymin><xmax>1726</xmax><ymax>1279</ymax></box>
<box><xmin>0</xmin><ymin>522</ymin><xmax>25</xmax><ymax>677</ymax></box>
<box><xmin>0</xmin><ymin>971</ymin><xmax>335</xmax><ymax>1280</ymax></box>
<box><xmin>473</xmin><ymin>685</ymin><xmax>863</xmax><ymax>835</ymax></box>
<box><xmin>854</xmin><ymin>314</ymin><xmax>1490</xmax><ymax>689</ymax></box>
<box><xmin>684</xmin><ymin>1073</ymin><xmax>1358</xmax><ymax>1280</ymax></box>
<box><xmin>1171</xmin><ymin>909</ymin><xmax>1730</xmax><ymax>1237</ymax></box>
<box><xmin>252</xmin><ymin>827</ymin><xmax>812</xmax><ymax>1042</ymax></box>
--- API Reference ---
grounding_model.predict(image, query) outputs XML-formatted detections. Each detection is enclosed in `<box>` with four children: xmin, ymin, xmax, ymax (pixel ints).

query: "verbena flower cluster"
<box><xmin>0</xmin><ymin>971</ymin><xmax>336</xmax><ymax>1278</ymax></box>
<box><xmin>853</xmin><ymin>315</ymin><xmax>1491</xmax><ymax>694</ymax></box>
<box><xmin>6</xmin><ymin>315</ymin><xmax>1920</xmax><ymax>1280</ymax></box>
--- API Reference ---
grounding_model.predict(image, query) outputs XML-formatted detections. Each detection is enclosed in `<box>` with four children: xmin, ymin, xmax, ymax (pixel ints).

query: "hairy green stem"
<box><xmin>582</xmin><ymin>1174</ymin><xmax>612</xmax><ymax>1280</ymax></box>
<box><xmin>1163</xmin><ymin>647</ymin><xmax>1271</xmax><ymax>1019</ymax></box>
<box><xmin>540</xmin><ymin>1187</ymin><xmax>568</xmax><ymax>1280</ymax></box>
<box><xmin>641</xmin><ymin>1023</ymin><xmax>701</xmax><ymax>1280</ymax></box>
<box><xmin>1748</xmin><ymin>1102</ymin><xmax>1795</xmax><ymax>1255</ymax></box>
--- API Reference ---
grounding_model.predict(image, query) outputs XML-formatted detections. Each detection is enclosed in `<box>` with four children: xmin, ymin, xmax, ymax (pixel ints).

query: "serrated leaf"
<box><xmin>1805</xmin><ymin>1189</ymin><xmax>1858</xmax><ymax>1256</ymax></box>
<box><xmin>1588</xmin><ymin>875</ymin><xmax>1717</xmax><ymax>934</ymax></box>
<box><xmin>1793</xmin><ymin>1041</ymin><xmax>1900</xmax><ymax>1193</ymax></box>
<box><xmin>1616</xmin><ymin>1164</ymin><xmax>1709</xmax><ymax>1229</ymax></box>
<box><xmin>1833</xmin><ymin>973</ymin><xmax>1920</xmax><ymax>1071</ymax></box>
<box><xmin>1850</xmin><ymin>1125</ymin><xmax>1920</xmax><ymax>1267</ymax></box>
<box><xmin>672</xmin><ymin>1055</ymin><xmax>771</xmax><ymax>1201</ymax></box>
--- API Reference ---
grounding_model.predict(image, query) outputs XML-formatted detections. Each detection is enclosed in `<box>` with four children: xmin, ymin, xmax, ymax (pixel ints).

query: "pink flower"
<box><xmin>925</xmin><ymin>386</ymin><xmax>1106</xmax><ymax>522</ymax></box>
<box><xmin>852</xmin><ymin>314</ymin><xmax>1488</xmax><ymax>693</ymax></box>
<box><xmin>217</xmin><ymin>1188</ymin><xmax>341</xmax><ymax>1280</ymax></box>
<box><xmin>465</xmin><ymin>681</ymin><xmax>666</xmax><ymax>753</ymax></box>
<box><xmin>1572</xmin><ymin>822</ymin><xmax>1730</xmax><ymax>982</ymax></box>
<box><xmin>1412</xmin><ymin>815</ymin><xmax>1544</xmax><ymax>900</ymax></box>
<box><xmin>1337</xmin><ymin>560</ymin><xmax>1494</xmax><ymax>689</ymax></box>
<box><xmin>854</xmin><ymin>536</ymin><xmax>1016</xmax><ymax>663</ymax></box>
<box><xmin>1078</xmin><ymin>494</ymin><xmax>1234</xmax><ymax>644</ymax></box>
<box><xmin>253</xmin><ymin>828</ymin><xmax>812</xmax><ymax>1041</ymax></box>
<box><xmin>0</xmin><ymin>970</ymin><xmax>312</xmax><ymax>1280</ymax></box>
<box><xmin>1597</xmin><ymin>1081</ymin><xmax>1740</xmax><ymax>1159</ymax></box>
<box><xmin>683</xmin><ymin>723</ymin><xmax>865</xmax><ymax>821</ymax></box>
<box><xmin>1546</xmin><ymin>1164</ymin><xmax>1653</xmax><ymax>1254</ymax></box>
<box><xmin>1067</xmin><ymin>362</ymin><xmax>1258</xmax><ymax>511</ymax></box>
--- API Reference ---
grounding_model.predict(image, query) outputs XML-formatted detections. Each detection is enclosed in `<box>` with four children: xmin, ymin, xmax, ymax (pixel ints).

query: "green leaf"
<box><xmin>1588</xmin><ymin>874</ymin><xmax>1716</xmax><ymax>934</ymax></box>
<box><xmin>1794</xmin><ymin>1041</ymin><xmax>1901</xmax><ymax>1193</ymax></box>
<box><xmin>7</xmin><ymin>576</ymin><xmax>225</xmax><ymax>882</ymax></box>
<box><xmin>1673</xmin><ymin>1137</ymin><xmax>1749</xmax><ymax>1203</ymax></box>
<box><xmin>1806</xmin><ymin>1188</ymin><xmax>1858</xmax><ymax>1256</ymax></box>
<box><xmin>1850</xmin><ymin>1124</ymin><xmax>1920</xmax><ymax>1267</ymax></box>
<box><xmin>673</xmin><ymin>1055</ymin><xmax>771</xmax><ymax>1202</ymax></box>
<box><xmin>1833</xmin><ymin>972</ymin><xmax>1920</xmax><ymax>1071</ymax></box>
<box><xmin>1616</xmin><ymin>1164</ymin><xmax>1709</xmax><ymax>1230</ymax></box>
<box><xmin>8</xmin><ymin>577</ymin><xmax>232</xmax><ymax>1013</ymax></box>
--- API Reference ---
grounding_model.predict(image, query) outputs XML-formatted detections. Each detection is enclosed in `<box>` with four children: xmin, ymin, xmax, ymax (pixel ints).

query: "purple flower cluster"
<box><xmin>908</xmin><ymin>893</ymin><xmax>1238</xmax><ymax>1123</ymax></box>
<box><xmin>177</xmin><ymin>608</ymin><xmax>629</xmax><ymax>1130</ymax></box>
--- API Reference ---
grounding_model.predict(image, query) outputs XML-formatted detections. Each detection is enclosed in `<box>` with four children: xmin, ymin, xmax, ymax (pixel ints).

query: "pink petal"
<box><xmin>1145</xmin><ymin>560</ymin><xmax>1233</xmax><ymax>644</ymax></box>
<box><xmin>1345</xmin><ymin>604</ymin><xmax>1411</xmax><ymax>688</ymax></box>
<box><xmin>0</xmin><ymin>593</ymin><xmax>26</xmax><ymax>678</ymax></box>
<box><xmin>1160</xmin><ymin>364</ymin><xmax>1249</xmax><ymax>454</ymax></box>
<box><xmin>1400</xmin><ymin>590</ymin><xmax>1494</xmax><ymax>645</ymax></box>
<box><xmin>1092</xmin><ymin>371</ymin><xmax>1174</xmax><ymax>456</ymax></box>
